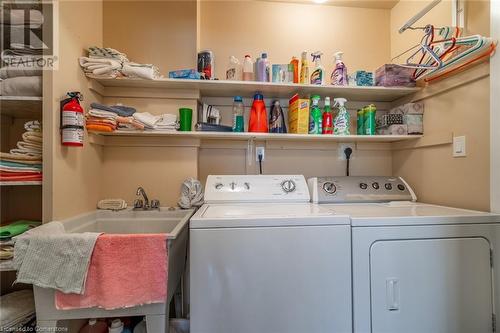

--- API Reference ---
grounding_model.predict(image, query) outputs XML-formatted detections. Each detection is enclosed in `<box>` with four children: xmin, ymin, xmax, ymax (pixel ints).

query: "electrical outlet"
<box><xmin>338</xmin><ymin>143</ymin><xmax>355</xmax><ymax>160</ymax></box>
<box><xmin>256</xmin><ymin>146</ymin><xmax>265</xmax><ymax>162</ymax></box>
<box><xmin>453</xmin><ymin>136</ymin><xmax>466</xmax><ymax>157</ymax></box>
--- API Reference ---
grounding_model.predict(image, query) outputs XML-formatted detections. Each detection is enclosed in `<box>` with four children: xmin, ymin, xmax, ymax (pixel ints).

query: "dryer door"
<box><xmin>370</xmin><ymin>237</ymin><xmax>493</xmax><ymax>333</ymax></box>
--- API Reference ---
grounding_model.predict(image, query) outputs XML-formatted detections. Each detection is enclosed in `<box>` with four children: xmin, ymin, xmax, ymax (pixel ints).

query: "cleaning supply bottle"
<box><xmin>299</xmin><ymin>51</ymin><xmax>309</xmax><ymax>84</ymax></box>
<box><xmin>331</xmin><ymin>52</ymin><xmax>348</xmax><ymax>86</ymax></box>
<box><xmin>232</xmin><ymin>96</ymin><xmax>245</xmax><ymax>132</ymax></box>
<box><xmin>322</xmin><ymin>97</ymin><xmax>333</xmax><ymax>134</ymax></box>
<box><xmin>290</xmin><ymin>56</ymin><xmax>299</xmax><ymax>83</ymax></box>
<box><xmin>256</xmin><ymin>53</ymin><xmax>270</xmax><ymax>82</ymax></box>
<box><xmin>79</xmin><ymin>319</ymin><xmax>108</xmax><ymax>333</ymax></box>
<box><xmin>364</xmin><ymin>104</ymin><xmax>377</xmax><ymax>135</ymax></box>
<box><xmin>269</xmin><ymin>100</ymin><xmax>287</xmax><ymax>133</ymax></box>
<box><xmin>226</xmin><ymin>56</ymin><xmax>242</xmax><ymax>81</ymax></box>
<box><xmin>108</xmin><ymin>319</ymin><xmax>125</xmax><ymax>333</ymax></box>
<box><xmin>333</xmin><ymin>98</ymin><xmax>350</xmax><ymax>135</ymax></box>
<box><xmin>242</xmin><ymin>55</ymin><xmax>254</xmax><ymax>81</ymax></box>
<box><xmin>249</xmin><ymin>93</ymin><xmax>268</xmax><ymax>132</ymax></box>
<box><xmin>310</xmin><ymin>51</ymin><xmax>324</xmax><ymax>85</ymax></box>
<box><xmin>308</xmin><ymin>95</ymin><xmax>322</xmax><ymax>134</ymax></box>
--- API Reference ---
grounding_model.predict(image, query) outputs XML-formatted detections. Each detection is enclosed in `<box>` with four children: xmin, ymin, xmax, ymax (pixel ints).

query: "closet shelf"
<box><xmin>0</xmin><ymin>96</ymin><xmax>43</xmax><ymax>118</ymax></box>
<box><xmin>0</xmin><ymin>181</ymin><xmax>42</xmax><ymax>186</ymax></box>
<box><xmin>0</xmin><ymin>260</ymin><xmax>15</xmax><ymax>272</ymax></box>
<box><xmin>87</xmin><ymin>76</ymin><xmax>421</xmax><ymax>102</ymax></box>
<box><xmin>89</xmin><ymin>130</ymin><xmax>422</xmax><ymax>145</ymax></box>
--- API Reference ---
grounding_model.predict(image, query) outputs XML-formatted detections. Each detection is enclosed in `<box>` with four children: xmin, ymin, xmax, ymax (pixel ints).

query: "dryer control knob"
<box><xmin>281</xmin><ymin>180</ymin><xmax>296</xmax><ymax>193</ymax></box>
<box><xmin>322</xmin><ymin>182</ymin><xmax>337</xmax><ymax>194</ymax></box>
<box><xmin>215</xmin><ymin>183</ymin><xmax>223</xmax><ymax>190</ymax></box>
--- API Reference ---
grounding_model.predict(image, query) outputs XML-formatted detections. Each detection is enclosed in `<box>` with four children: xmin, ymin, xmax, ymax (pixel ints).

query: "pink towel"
<box><xmin>55</xmin><ymin>234</ymin><xmax>168</xmax><ymax>310</ymax></box>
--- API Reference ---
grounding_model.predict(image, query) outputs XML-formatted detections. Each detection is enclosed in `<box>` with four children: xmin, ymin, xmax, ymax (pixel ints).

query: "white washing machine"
<box><xmin>309</xmin><ymin>176</ymin><xmax>500</xmax><ymax>333</ymax></box>
<box><xmin>190</xmin><ymin>175</ymin><xmax>352</xmax><ymax>333</ymax></box>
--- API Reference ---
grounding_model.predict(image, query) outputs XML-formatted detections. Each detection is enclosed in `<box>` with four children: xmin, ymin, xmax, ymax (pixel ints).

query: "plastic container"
<box><xmin>169</xmin><ymin>319</ymin><xmax>189</xmax><ymax>333</ymax></box>
<box><xmin>364</xmin><ymin>104</ymin><xmax>377</xmax><ymax>135</ymax></box>
<box><xmin>248</xmin><ymin>93</ymin><xmax>268</xmax><ymax>133</ymax></box>
<box><xmin>299</xmin><ymin>51</ymin><xmax>309</xmax><ymax>84</ymax></box>
<box><xmin>308</xmin><ymin>95</ymin><xmax>322</xmax><ymax>134</ymax></box>
<box><xmin>331</xmin><ymin>51</ymin><xmax>348</xmax><ymax>86</ymax></box>
<box><xmin>256</xmin><ymin>53</ymin><xmax>270</xmax><ymax>82</ymax></box>
<box><xmin>322</xmin><ymin>97</ymin><xmax>333</xmax><ymax>134</ymax></box>
<box><xmin>79</xmin><ymin>319</ymin><xmax>108</xmax><ymax>333</ymax></box>
<box><xmin>269</xmin><ymin>100</ymin><xmax>287</xmax><ymax>133</ymax></box>
<box><xmin>333</xmin><ymin>98</ymin><xmax>350</xmax><ymax>135</ymax></box>
<box><xmin>242</xmin><ymin>55</ymin><xmax>254</xmax><ymax>81</ymax></box>
<box><xmin>226</xmin><ymin>56</ymin><xmax>242</xmax><ymax>81</ymax></box>
<box><xmin>108</xmin><ymin>319</ymin><xmax>125</xmax><ymax>333</ymax></box>
<box><xmin>179</xmin><ymin>108</ymin><xmax>193</xmax><ymax>131</ymax></box>
<box><xmin>310</xmin><ymin>52</ymin><xmax>324</xmax><ymax>85</ymax></box>
<box><xmin>356</xmin><ymin>108</ymin><xmax>365</xmax><ymax>135</ymax></box>
<box><xmin>290</xmin><ymin>57</ymin><xmax>299</xmax><ymax>83</ymax></box>
<box><xmin>232</xmin><ymin>96</ymin><xmax>245</xmax><ymax>132</ymax></box>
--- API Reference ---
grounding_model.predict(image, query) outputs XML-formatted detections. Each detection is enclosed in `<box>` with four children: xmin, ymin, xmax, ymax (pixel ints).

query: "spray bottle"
<box><xmin>331</xmin><ymin>52</ymin><xmax>348</xmax><ymax>86</ymax></box>
<box><xmin>308</xmin><ymin>95</ymin><xmax>322</xmax><ymax>134</ymax></box>
<box><xmin>333</xmin><ymin>98</ymin><xmax>350</xmax><ymax>135</ymax></box>
<box><xmin>299</xmin><ymin>51</ymin><xmax>309</xmax><ymax>84</ymax></box>
<box><xmin>310</xmin><ymin>51</ymin><xmax>324</xmax><ymax>85</ymax></box>
<box><xmin>322</xmin><ymin>97</ymin><xmax>333</xmax><ymax>134</ymax></box>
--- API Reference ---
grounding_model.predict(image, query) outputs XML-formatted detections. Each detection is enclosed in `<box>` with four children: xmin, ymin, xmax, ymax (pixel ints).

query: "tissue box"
<box><xmin>375</xmin><ymin>64</ymin><xmax>416</xmax><ymax>87</ymax></box>
<box><xmin>272</xmin><ymin>64</ymin><xmax>293</xmax><ymax>83</ymax></box>
<box><xmin>288</xmin><ymin>94</ymin><xmax>310</xmax><ymax>134</ymax></box>
<box><xmin>390</xmin><ymin>102</ymin><xmax>424</xmax><ymax>134</ymax></box>
<box><xmin>355</xmin><ymin>70</ymin><xmax>374</xmax><ymax>86</ymax></box>
<box><xmin>169</xmin><ymin>69</ymin><xmax>201</xmax><ymax>79</ymax></box>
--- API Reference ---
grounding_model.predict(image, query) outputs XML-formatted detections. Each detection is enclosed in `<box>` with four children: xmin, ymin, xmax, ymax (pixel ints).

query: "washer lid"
<box><xmin>325</xmin><ymin>202</ymin><xmax>500</xmax><ymax>226</ymax></box>
<box><xmin>190</xmin><ymin>203</ymin><xmax>350</xmax><ymax>228</ymax></box>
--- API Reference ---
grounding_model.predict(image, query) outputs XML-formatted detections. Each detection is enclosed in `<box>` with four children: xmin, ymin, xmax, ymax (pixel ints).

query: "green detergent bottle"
<box><xmin>308</xmin><ymin>95</ymin><xmax>322</xmax><ymax>134</ymax></box>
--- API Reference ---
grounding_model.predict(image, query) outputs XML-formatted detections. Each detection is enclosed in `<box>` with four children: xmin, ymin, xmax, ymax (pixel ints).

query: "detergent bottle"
<box><xmin>79</xmin><ymin>319</ymin><xmax>107</xmax><ymax>333</ymax></box>
<box><xmin>299</xmin><ymin>51</ymin><xmax>309</xmax><ymax>84</ymax></box>
<box><xmin>308</xmin><ymin>95</ymin><xmax>322</xmax><ymax>134</ymax></box>
<box><xmin>322</xmin><ymin>97</ymin><xmax>333</xmax><ymax>134</ymax></box>
<box><xmin>256</xmin><ymin>53</ymin><xmax>270</xmax><ymax>82</ymax></box>
<box><xmin>331</xmin><ymin>52</ymin><xmax>348</xmax><ymax>86</ymax></box>
<box><xmin>333</xmin><ymin>98</ymin><xmax>350</xmax><ymax>135</ymax></box>
<box><xmin>290</xmin><ymin>56</ymin><xmax>299</xmax><ymax>83</ymax></box>
<box><xmin>249</xmin><ymin>93</ymin><xmax>268</xmax><ymax>132</ymax></box>
<box><xmin>226</xmin><ymin>56</ymin><xmax>242</xmax><ymax>81</ymax></box>
<box><xmin>232</xmin><ymin>96</ymin><xmax>245</xmax><ymax>132</ymax></box>
<box><xmin>310</xmin><ymin>51</ymin><xmax>324</xmax><ymax>85</ymax></box>
<box><xmin>242</xmin><ymin>55</ymin><xmax>254</xmax><ymax>81</ymax></box>
<box><xmin>269</xmin><ymin>100</ymin><xmax>287</xmax><ymax>133</ymax></box>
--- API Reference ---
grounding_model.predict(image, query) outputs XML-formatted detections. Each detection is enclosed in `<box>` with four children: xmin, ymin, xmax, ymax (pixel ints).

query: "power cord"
<box><xmin>258</xmin><ymin>153</ymin><xmax>263</xmax><ymax>175</ymax></box>
<box><xmin>344</xmin><ymin>147</ymin><xmax>353</xmax><ymax>176</ymax></box>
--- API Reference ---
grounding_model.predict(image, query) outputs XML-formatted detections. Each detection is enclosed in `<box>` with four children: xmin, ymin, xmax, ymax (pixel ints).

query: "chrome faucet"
<box><xmin>134</xmin><ymin>187</ymin><xmax>160</xmax><ymax>210</ymax></box>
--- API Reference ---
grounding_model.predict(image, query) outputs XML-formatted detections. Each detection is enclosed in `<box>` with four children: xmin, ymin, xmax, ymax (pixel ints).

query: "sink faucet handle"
<box><xmin>151</xmin><ymin>199</ymin><xmax>160</xmax><ymax>209</ymax></box>
<box><xmin>133</xmin><ymin>199</ymin><xmax>144</xmax><ymax>209</ymax></box>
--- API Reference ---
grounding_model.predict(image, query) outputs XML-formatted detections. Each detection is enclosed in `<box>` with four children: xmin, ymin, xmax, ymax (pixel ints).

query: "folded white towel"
<box><xmin>133</xmin><ymin>112</ymin><xmax>159</xmax><ymax>128</ymax></box>
<box><xmin>122</xmin><ymin>62</ymin><xmax>160</xmax><ymax>80</ymax></box>
<box><xmin>13</xmin><ymin>221</ymin><xmax>101</xmax><ymax>294</ymax></box>
<box><xmin>88</xmin><ymin>109</ymin><xmax>118</xmax><ymax>120</ymax></box>
<box><xmin>0</xmin><ymin>76</ymin><xmax>42</xmax><ymax>96</ymax></box>
<box><xmin>3</xmin><ymin>9</ymin><xmax>43</xmax><ymax>27</ymax></box>
<box><xmin>0</xmin><ymin>290</ymin><xmax>35</xmax><ymax>330</ymax></box>
<box><xmin>79</xmin><ymin>57</ymin><xmax>122</xmax><ymax>76</ymax></box>
<box><xmin>24</xmin><ymin>120</ymin><xmax>41</xmax><ymax>132</ymax></box>
<box><xmin>0</xmin><ymin>67</ymin><xmax>42</xmax><ymax>79</ymax></box>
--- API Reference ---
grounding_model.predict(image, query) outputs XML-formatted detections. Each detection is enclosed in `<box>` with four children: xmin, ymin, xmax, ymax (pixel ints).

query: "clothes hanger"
<box><xmin>398</xmin><ymin>25</ymin><xmax>443</xmax><ymax>71</ymax></box>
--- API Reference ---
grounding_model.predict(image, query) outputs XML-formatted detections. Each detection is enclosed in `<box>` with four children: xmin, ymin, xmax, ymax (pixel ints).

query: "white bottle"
<box><xmin>109</xmin><ymin>319</ymin><xmax>124</xmax><ymax>333</ymax></box>
<box><xmin>226</xmin><ymin>56</ymin><xmax>242</xmax><ymax>81</ymax></box>
<box><xmin>242</xmin><ymin>55</ymin><xmax>254</xmax><ymax>81</ymax></box>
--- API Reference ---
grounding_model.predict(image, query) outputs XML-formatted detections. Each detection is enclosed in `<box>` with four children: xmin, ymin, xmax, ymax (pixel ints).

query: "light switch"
<box><xmin>453</xmin><ymin>136</ymin><xmax>466</xmax><ymax>157</ymax></box>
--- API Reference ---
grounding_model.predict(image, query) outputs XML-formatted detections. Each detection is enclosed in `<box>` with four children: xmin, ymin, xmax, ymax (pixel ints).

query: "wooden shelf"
<box><xmin>0</xmin><ymin>96</ymin><xmax>42</xmax><ymax>118</ymax></box>
<box><xmin>87</xmin><ymin>76</ymin><xmax>420</xmax><ymax>102</ymax></box>
<box><xmin>0</xmin><ymin>181</ymin><xmax>42</xmax><ymax>186</ymax></box>
<box><xmin>89</xmin><ymin>130</ymin><xmax>422</xmax><ymax>145</ymax></box>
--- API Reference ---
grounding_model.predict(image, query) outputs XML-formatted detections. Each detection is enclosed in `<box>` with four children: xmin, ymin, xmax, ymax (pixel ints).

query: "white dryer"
<box><xmin>190</xmin><ymin>175</ymin><xmax>352</xmax><ymax>333</ymax></box>
<box><xmin>309</xmin><ymin>176</ymin><xmax>500</xmax><ymax>333</ymax></box>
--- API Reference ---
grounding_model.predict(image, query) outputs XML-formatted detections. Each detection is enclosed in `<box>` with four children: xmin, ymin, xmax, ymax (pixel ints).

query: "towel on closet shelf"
<box><xmin>2</xmin><ymin>9</ymin><xmax>43</xmax><ymax>27</ymax></box>
<box><xmin>0</xmin><ymin>76</ymin><xmax>42</xmax><ymax>96</ymax></box>
<box><xmin>24</xmin><ymin>120</ymin><xmax>42</xmax><ymax>132</ymax></box>
<box><xmin>87</xmin><ymin>47</ymin><xmax>129</xmax><ymax>62</ymax></box>
<box><xmin>0</xmin><ymin>67</ymin><xmax>42</xmax><ymax>79</ymax></box>
<box><xmin>22</xmin><ymin>131</ymin><xmax>43</xmax><ymax>144</ymax></box>
<box><xmin>55</xmin><ymin>233</ymin><xmax>168</xmax><ymax>310</ymax></box>
<box><xmin>121</xmin><ymin>62</ymin><xmax>160</xmax><ymax>80</ymax></box>
<box><xmin>13</xmin><ymin>221</ymin><xmax>101</xmax><ymax>294</ymax></box>
<box><xmin>86</xmin><ymin>124</ymin><xmax>115</xmax><ymax>133</ymax></box>
<box><xmin>0</xmin><ymin>290</ymin><xmax>36</xmax><ymax>331</ymax></box>
<box><xmin>0</xmin><ymin>152</ymin><xmax>41</xmax><ymax>163</ymax></box>
<box><xmin>132</xmin><ymin>112</ymin><xmax>178</xmax><ymax>130</ymax></box>
<box><xmin>78</xmin><ymin>57</ymin><xmax>122</xmax><ymax>77</ymax></box>
<box><xmin>90</xmin><ymin>102</ymin><xmax>136</xmax><ymax>117</ymax></box>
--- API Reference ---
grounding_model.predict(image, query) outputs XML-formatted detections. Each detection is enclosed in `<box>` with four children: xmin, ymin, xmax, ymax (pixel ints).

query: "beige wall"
<box><xmin>391</xmin><ymin>0</ymin><xmax>491</xmax><ymax>211</ymax></box>
<box><xmin>103</xmin><ymin>0</ymin><xmax>197</xmax><ymax>75</ymax></box>
<box><xmin>200</xmin><ymin>0</ymin><xmax>391</xmax><ymax>79</ymax></box>
<box><xmin>45</xmin><ymin>0</ymin><xmax>104</xmax><ymax>220</ymax></box>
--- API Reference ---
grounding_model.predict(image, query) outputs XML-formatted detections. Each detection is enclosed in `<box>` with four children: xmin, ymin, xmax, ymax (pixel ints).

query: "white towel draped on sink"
<box><xmin>13</xmin><ymin>221</ymin><xmax>101</xmax><ymax>294</ymax></box>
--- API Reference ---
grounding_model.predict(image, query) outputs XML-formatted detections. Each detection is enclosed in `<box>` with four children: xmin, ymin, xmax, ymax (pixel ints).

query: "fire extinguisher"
<box><xmin>60</xmin><ymin>92</ymin><xmax>84</xmax><ymax>147</ymax></box>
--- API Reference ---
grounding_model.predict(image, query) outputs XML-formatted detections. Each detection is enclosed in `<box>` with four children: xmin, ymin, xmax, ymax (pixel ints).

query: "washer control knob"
<box><xmin>244</xmin><ymin>182</ymin><xmax>250</xmax><ymax>190</ymax></box>
<box><xmin>385</xmin><ymin>183</ymin><xmax>393</xmax><ymax>190</ymax></box>
<box><xmin>360</xmin><ymin>183</ymin><xmax>368</xmax><ymax>190</ymax></box>
<box><xmin>322</xmin><ymin>182</ymin><xmax>337</xmax><ymax>194</ymax></box>
<box><xmin>230</xmin><ymin>182</ymin><xmax>236</xmax><ymax>190</ymax></box>
<box><xmin>397</xmin><ymin>184</ymin><xmax>406</xmax><ymax>191</ymax></box>
<box><xmin>215</xmin><ymin>183</ymin><xmax>223</xmax><ymax>190</ymax></box>
<box><xmin>281</xmin><ymin>180</ymin><xmax>296</xmax><ymax>193</ymax></box>
<box><xmin>372</xmin><ymin>182</ymin><xmax>380</xmax><ymax>190</ymax></box>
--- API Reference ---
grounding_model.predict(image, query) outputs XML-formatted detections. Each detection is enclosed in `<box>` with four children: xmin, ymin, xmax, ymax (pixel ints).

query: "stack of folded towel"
<box><xmin>79</xmin><ymin>47</ymin><xmax>161</xmax><ymax>80</ymax></box>
<box><xmin>0</xmin><ymin>8</ymin><xmax>43</xmax><ymax>96</ymax></box>
<box><xmin>132</xmin><ymin>112</ymin><xmax>179</xmax><ymax>131</ymax></box>
<box><xmin>86</xmin><ymin>102</ymin><xmax>143</xmax><ymax>132</ymax></box>
<box><xmin>0</xmin><ymin>121</ymin><xmax>42</xmax><ymax>183</ymax></box>
<box><xmin>0</xmin><ymin>290</ymin><xmax>36</xmax><ymax>331</ymax></box>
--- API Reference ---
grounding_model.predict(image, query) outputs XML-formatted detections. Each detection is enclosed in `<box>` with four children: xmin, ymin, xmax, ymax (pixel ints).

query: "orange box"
<box><xmin>288</xmin><ymin>94</ymin><xmax>310</xmax><ymax>134</ymax></box>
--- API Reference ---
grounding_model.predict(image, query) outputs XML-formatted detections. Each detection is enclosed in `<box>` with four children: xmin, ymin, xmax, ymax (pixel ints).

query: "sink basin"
<box><xmin>33</xmin><ymin>207</ymin><xmax>195</xmax><ymax>332</ymax></box>
<box><xmin>61</xmin><ymin>207</ymin><xmax>192</xmax><ymax>238</ymax></box>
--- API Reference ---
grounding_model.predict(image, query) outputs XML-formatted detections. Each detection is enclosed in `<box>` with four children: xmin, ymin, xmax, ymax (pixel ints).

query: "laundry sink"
<box><xmin>61</xmin><ymin>207</ymin><xmax>193</xmax><ymax>238</ymax></box>
<box><xmin>33</xmin><ymin>207</ymin><xmax>195</xmax><ymax>331</ymax></box>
